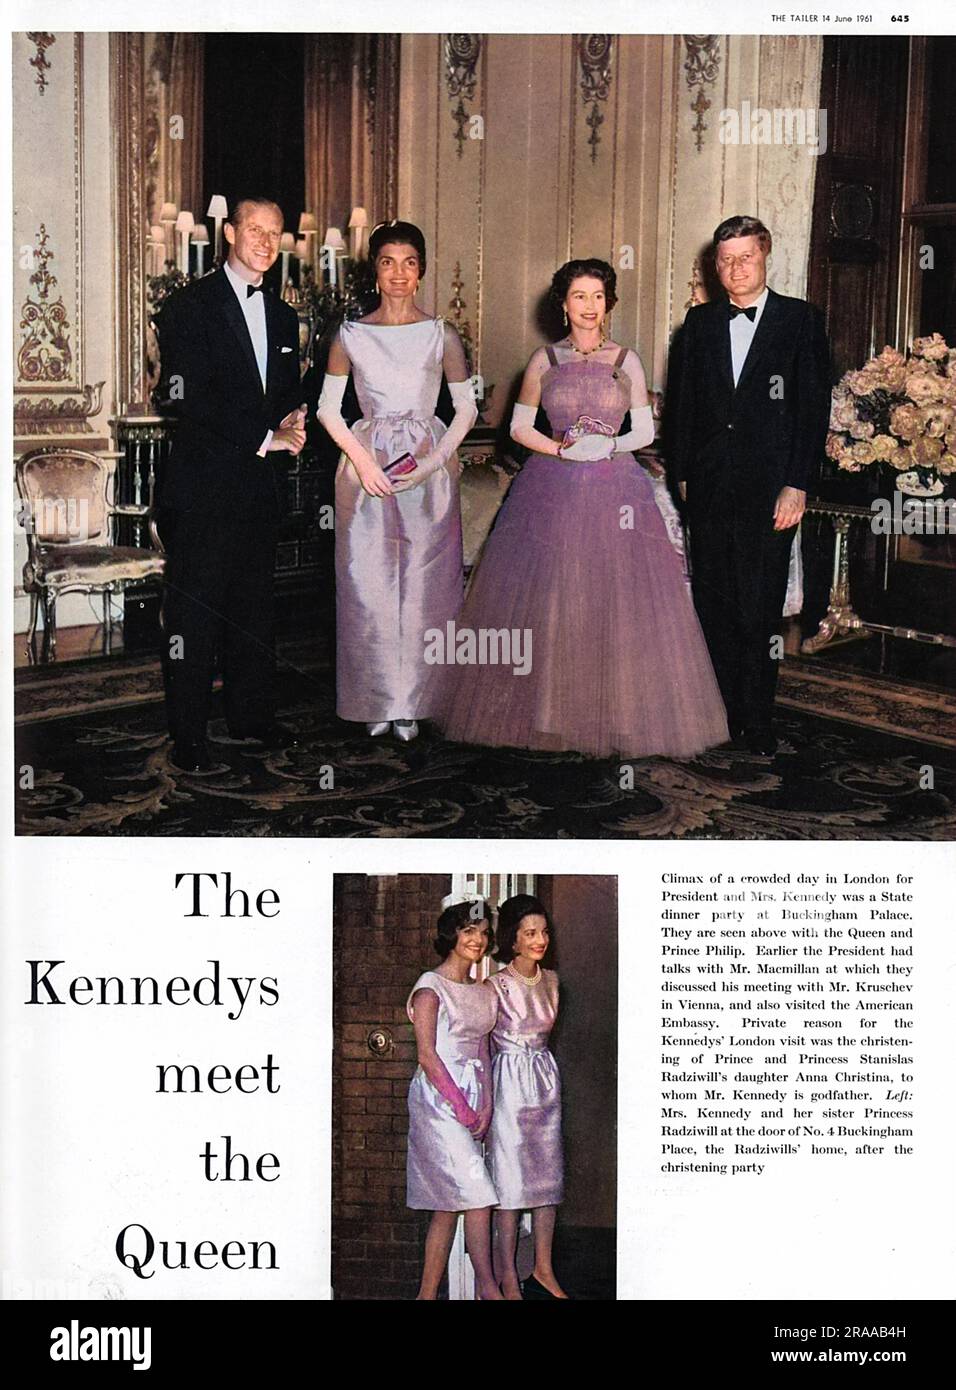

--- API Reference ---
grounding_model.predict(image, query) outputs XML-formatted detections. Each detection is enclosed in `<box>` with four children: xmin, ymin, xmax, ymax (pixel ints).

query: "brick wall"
<box><xmin>332</xmin><ymin>873</ymin><xmax>451</xmax><ymax>1300</ymax></box>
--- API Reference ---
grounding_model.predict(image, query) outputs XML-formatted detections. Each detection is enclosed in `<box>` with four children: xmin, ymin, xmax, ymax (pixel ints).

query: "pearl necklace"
<box><xmin>507</xmin><ymin>961</ymin><xmax>542</xmax><ymax>986</ymax></box>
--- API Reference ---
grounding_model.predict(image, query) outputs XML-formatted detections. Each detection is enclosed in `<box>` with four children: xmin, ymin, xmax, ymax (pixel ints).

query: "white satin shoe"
<box><xmin>392</xmin><ymin>720</ymin><xmax>419</xmax><ymax>742</ymax></box>
<box><xmin>366</xmin><ymin>721</ymin><xmax>390</xmax><ymax>737</ymax></box>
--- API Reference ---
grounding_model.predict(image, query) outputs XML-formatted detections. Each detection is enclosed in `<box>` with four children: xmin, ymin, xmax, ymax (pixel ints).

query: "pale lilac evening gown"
<box><xmin>429</xmin><ymin>351</ymin><xmax>729</xmax><ymax>757</ymax></box>
<box><xmin>406</xmin><ymin>971</ymin><xmax>499</xmax><ymax>1212</ymax></box>
<box><xmin>486</xmin><ymin>967</ymin><xmax>564</xmax><ymax>1210</ymax></box>
<box><xmin>335</xmin><ymin>318</ymin><xmax>464</xmax><ymax>722</ymax></box>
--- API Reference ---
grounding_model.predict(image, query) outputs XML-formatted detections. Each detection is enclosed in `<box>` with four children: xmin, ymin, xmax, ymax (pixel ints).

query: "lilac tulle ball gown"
<box><xmin>429</xmin><ymin>351</ymin><xmax>729</xmax><ymax>757</ymax></box>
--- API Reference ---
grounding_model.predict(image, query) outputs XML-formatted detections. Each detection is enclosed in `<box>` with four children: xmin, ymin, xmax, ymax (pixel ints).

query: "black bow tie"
<box><xmin>728</xmin><ymin>303</ymin><xmax>757</xmax><ymax>321</ymax></box>
<box><xmin>246</xmin><ymin>283</ymin><xmax>265</xmax><ymax>298</ymax></box>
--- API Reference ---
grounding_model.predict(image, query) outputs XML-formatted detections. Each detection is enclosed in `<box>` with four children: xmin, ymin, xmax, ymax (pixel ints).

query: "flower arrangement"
<box><xmin>826</xmin><ymin>334</ymin><xmax>956</xmax><ymax>496</ymax></box>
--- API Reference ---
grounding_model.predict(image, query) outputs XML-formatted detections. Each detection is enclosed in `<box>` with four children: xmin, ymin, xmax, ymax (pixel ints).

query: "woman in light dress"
<box><xmin>317</xmin><ymin>221</ymin><xmax>477</xmax><ymax>741</ymax></box>
<box><xmin>406</xmin><ymin>898</ymin><xmax>504</xmax><ymax>1300</ymax></box>
<box><xmin>429</xmin><ymin>258</ymin><xmax>728</xmax><ymax>757</ymax></box>
<box><xmin>486</xmin><ymin>894</ymin><xmax>568</xmax><ymax>1300</ymax></box>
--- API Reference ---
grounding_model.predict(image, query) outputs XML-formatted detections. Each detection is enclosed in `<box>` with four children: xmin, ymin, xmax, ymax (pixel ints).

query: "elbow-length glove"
<box><xmin>392</xmin><ymin>379</ymin><xmax>479</xmax><ymax>490</ymax></box>
<box><xmin>511</xmin><ymin>400</ymin><xmax>655</xmax><ymax>461</ymax></box>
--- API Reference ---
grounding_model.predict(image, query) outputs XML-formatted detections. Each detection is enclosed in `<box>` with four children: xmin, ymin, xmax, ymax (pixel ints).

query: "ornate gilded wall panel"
<box><xmin>13</xmin><ymin>32</ymin><xmax>106</xmax><ymax>438</ymax></box>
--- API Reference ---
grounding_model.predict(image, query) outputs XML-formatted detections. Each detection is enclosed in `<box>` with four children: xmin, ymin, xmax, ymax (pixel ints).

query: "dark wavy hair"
<box><xmin>433</xmin><ymin>898</ymin><xmax>494</xmax><ymax>960</ymax></box>
<box><xmin>550</xmin><ymin>258</ymin><xmax>618</xmax><ymax>313</ymax></box>
<box><xmin>493</xmin><ymin>894</ymin><xmax>553</xmax><ymax>963</ymax></box>
<box><xmin>368</xmin><ymin>220</ymin><xmax>427</xmax><ymax>277</ymax></box>
<box><xmin>712</xmin><ymin>215</ymin><xmax>772</xmax><ymax>255</ymax></box>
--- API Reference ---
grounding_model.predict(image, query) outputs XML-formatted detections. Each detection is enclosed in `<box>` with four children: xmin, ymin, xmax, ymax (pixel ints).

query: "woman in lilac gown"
<box><xmin>487</xmin><ymin>894</ymin><xmax>566</xmax><ymax>1299</ymax></box>
<box><xmin>429</xmin><ymin>259</ymin><xmax>728</xmax><ymax>758</ymax></box>
<box><xmin>317</xmin><ymin>222</ymin><xmax>477</xmax><ymax>742</ymax></box>
<box><xmin>406</xmin><ymin>897</ymin><xmax>504</xmax><ymax>1300</ymax></box>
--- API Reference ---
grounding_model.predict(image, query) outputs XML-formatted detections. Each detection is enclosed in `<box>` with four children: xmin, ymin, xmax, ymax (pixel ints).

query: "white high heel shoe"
<box><xmin>366</xmin><ymin>721</ymin><xmax>390</xmax><ymax>737</ymax></box>
<box><xmin>392</xmin><ymin>720</ymin><xmax>419</xmax><ymax>742</ymax></box>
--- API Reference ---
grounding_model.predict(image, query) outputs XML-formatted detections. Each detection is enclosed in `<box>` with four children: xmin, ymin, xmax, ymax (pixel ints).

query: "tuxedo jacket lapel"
<box><xmin>211</xmin><ymin>271</ymin><xmax>265</xmax><ymax>396</ymax></box>
<box><xmin>734</xmin><ymin>289</ymin><xmax>786</xmax><ymax>397</ymax></box>
<box><xmin>705</xmin><ymin>304</ymin><xmax>735</xmax><ymax>396</ymax></box>
<box><xmin>264</xmin><ymin>292</ymin><xmax>285</xmax><ymax>402</ymax></box>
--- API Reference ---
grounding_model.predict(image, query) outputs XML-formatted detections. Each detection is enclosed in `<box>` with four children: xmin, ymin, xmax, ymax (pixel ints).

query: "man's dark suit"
<box><xmin>156</xmin><ymin>269</ymin><xmax>302</xmax><ymax>746</ymax></box>
<box><xmin>670</xmin><ymin>288</ymin><xmax>831</xmax><ymax>735</ymax></box>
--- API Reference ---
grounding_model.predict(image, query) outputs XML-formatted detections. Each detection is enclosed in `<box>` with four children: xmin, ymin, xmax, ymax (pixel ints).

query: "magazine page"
<box><xmin>3</xmin><ymin>0</ymin><xmax>953</xmax><ymax>1369</ymax></box>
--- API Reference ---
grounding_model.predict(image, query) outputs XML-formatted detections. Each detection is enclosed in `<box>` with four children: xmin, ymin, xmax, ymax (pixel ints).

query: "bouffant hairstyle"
<box><xmin>368</xmin><ymin>220</ymin><xmax>427</xmax><ymax>277</ymax></box>
<box><xmin>712</xmin><ymin>215</ymin><xmax>772</xmax><ymax>255</ymax></box>
<box><xmin>550</xmin><ymin>258</ymin><xmax>618</xmax><ymax>313</ymax></box>
<box><xmin>433</xmin><ymin>899</ymin><xmax>494</xmax><ymax>960</ymax></box>
<box><xmin>493</xmin><ymin>894</ymin><xmax>553</xmax><ymax>963</ymax></box>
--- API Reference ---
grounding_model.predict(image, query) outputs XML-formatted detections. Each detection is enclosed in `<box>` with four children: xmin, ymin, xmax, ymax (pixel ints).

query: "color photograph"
<box><xmin>331</xmin><ymin>872</ymin><xmax>617</xmax><ymax>1299</ymax></box>
<box><xmin>12</xmin><ymin>31</ymin><xmax>955</xmax><ymax>839</ymax></box>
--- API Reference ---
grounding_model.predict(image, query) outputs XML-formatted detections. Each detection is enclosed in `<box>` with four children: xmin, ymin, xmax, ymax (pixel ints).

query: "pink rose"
<box><xmin>890</xmin><ymin>403</ymin><xmax>923</xmax><ymax>439</ymax></box>
<box><xmin>912</xmin><ymin>333</ymin><xmax>950</xmax><ymax>362</ymax></box>
<box><xmin>921</xmin><ymin>404</ymin><xmax>954</xmax><ymax>438</ymax></box>
<box><xmin>905</xmin><ymin>372</ymin><xmax>942</xmax><ymax>404</ymax></box>
<box><xmin>912</xmin><ymin>435</ymin><xmax>943</xmax><ymax>466</ymax></box>
<box><xmin>870</xmin><ymin>434</ymin><xmax>898</xmax><ymax>462</ymax></box>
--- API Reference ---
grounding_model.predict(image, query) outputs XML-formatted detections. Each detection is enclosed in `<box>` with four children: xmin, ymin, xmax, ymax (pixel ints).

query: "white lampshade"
<box><xmin>298</xmin><ymin>211</ymin><xmax>318</xmax><ymax>234</ymax></box>
<box><xmin>324</xmin><ymin>227</ymin><xmax>346</xmax><ymax>250</ymax></box>
<box><xmin>159</xmin><ymin>202</ymin><xmax>178</xmax><ymax>222</ymax></box>
<box><xmin>279</xmin><ymin>232</ymin><xmax>296</xmax><ymax>252</ymax></box>
<box><xmin>175</xmin><ymin>210</ymin><xmax>195</xmax><ymax>233</ymax></box>
<box><xmin>348</xmin><ymin>206</ymin><xmax>369</xmax><ymax>228</ymax></box>
<box><xmin>206</xmin><ymin>194</ymin><xmax>228</xmax><ymax>219</ymax></box>
<box><xmin>190</xmin><ymin>225</ymin><xmax>209</xmax><ymax>244</ymax></box>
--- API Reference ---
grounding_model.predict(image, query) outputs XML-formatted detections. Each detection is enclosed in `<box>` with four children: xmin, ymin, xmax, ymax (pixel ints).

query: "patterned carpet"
<box><xmin>14</xmin><ymin>648</ymin><xmax>956</xmax><ymax>839</ymax></box>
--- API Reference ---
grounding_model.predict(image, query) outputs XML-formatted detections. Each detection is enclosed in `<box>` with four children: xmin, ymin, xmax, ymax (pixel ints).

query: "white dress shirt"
<box><xmin>729</xmin><ymin>285</ymin><xmax>769</xmax><ymax>387</ymax></box>
<box><xmin>223</xmin><ymin>259</ymin><xmax>272</xmax><ymax>454</ymax></box>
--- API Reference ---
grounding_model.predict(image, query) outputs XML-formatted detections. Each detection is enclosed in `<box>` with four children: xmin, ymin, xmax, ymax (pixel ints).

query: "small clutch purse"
<box><xmin>561</xmin><ymin>415</ymin><xmax>615</xmax><ymax>448</ymax></box>
<box><xmin>383</xmin><ymin>453</ymin><xmax>418</xmax><ymax>477</ymax></box>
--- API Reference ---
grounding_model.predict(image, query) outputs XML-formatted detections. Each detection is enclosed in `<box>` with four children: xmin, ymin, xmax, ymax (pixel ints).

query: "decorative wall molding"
<box><xmin>26</xmin><ymin>32</ymin><xmax>55</xmax><ymax>94</ymax></box>
<box><xmin>578</xmin><ymin>35</ymin><xmax>613</xmax><ymax>163</ymax></box>
<box><xmin>14</xmin><ymin>382</ymin><xmax>104</xmax><ymax>436</ymax></box>
<box><xmin>111</xmin><ymin>33</ymin><xmax>149</xmax><ymax>411</ymax></box>
<box><xmin>685</xmin><ymin>256</ymin><xmax>705</xmax><ymax>311</ymax></box>
<box><xmin>16</xmin><ymin>35</ymin><xmax>85</xmax><ymax>393</ymax></box>
<box><xmin>683</xmin><ymin>35</ymin><xmax>721</xmax><ymax>152</ymax></box>
<box><xmin>447</xmin><ymin>261</ymin><xmax>474</xmax><ymax>362</ymax></box>
<box><xmin>18</xmin><ymin>225</ymin><xmax>74</xmax><ymax>383</ymax></box>
<box><xmin>444</xmin><ymin>34</ymin><xmax>481</xmax><ymax>158</ymax></box>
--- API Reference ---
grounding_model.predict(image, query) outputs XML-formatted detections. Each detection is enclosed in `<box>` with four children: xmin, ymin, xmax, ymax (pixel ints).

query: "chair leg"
<box><xmin>44</xmin><ymin>594</ymin><xmax>58</xmax><ymax>662</ymax></box>
<box><xmin>102</xmin><ymin>590</ymin><xmax>113</xmax><ymax>656</ymax></box>
<box><xmin>26</xmin><ymin>590</ymin><xmax>39</xmax><ymax>658</ymax></box>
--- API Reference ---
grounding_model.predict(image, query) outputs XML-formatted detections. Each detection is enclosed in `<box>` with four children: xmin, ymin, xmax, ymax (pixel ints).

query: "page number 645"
<box><xmin>891</xmin><ymin>14</ymin><xmax>910</xmax><ymax>19</ymax></box>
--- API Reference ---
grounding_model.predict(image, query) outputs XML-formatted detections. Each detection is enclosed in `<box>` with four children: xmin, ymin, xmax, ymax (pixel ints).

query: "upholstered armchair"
<box><xmin>15</xmin><ymin>447</ymin><xmax>165</xmax><ymax>661</ymax></box>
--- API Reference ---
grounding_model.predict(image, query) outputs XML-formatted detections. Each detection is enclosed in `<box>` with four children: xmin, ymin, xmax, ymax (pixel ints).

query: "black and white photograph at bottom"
<box><xmin>332</xmin><ymin>873</ymin><xmax>617</xmax><ymax>1299</ymax></box>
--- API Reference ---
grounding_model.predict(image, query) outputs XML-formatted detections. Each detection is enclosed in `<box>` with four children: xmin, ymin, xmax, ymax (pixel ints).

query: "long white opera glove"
<box><xmin>393</xmin><ymin>378</ymin><xmax>478</xmax><ymax>489</ymax></box>
<box><xmin>316</xmin><ymin>373</ymin><xmax>369</xmax><ymax>463</ymax></box>
<box><xmin>613</xmin><ymin>404</ymin><xmax>655</xmax><ymax>454</ymax></box>
<box><xmin>510</xmin><ymin>400</ymin><xmax>562</xmax><ymax>456</ymax></box>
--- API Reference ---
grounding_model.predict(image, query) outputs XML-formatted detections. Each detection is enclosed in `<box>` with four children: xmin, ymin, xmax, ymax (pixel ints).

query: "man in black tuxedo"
<box><xmin>670</xmin><ymin>215</ymin><xmax>831</xmax><ymax>755</ymax></box>
<box><xmin>157</xmin><ymin>196</ymin><xmax>306</xmax><ymax>771</ymax></box>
